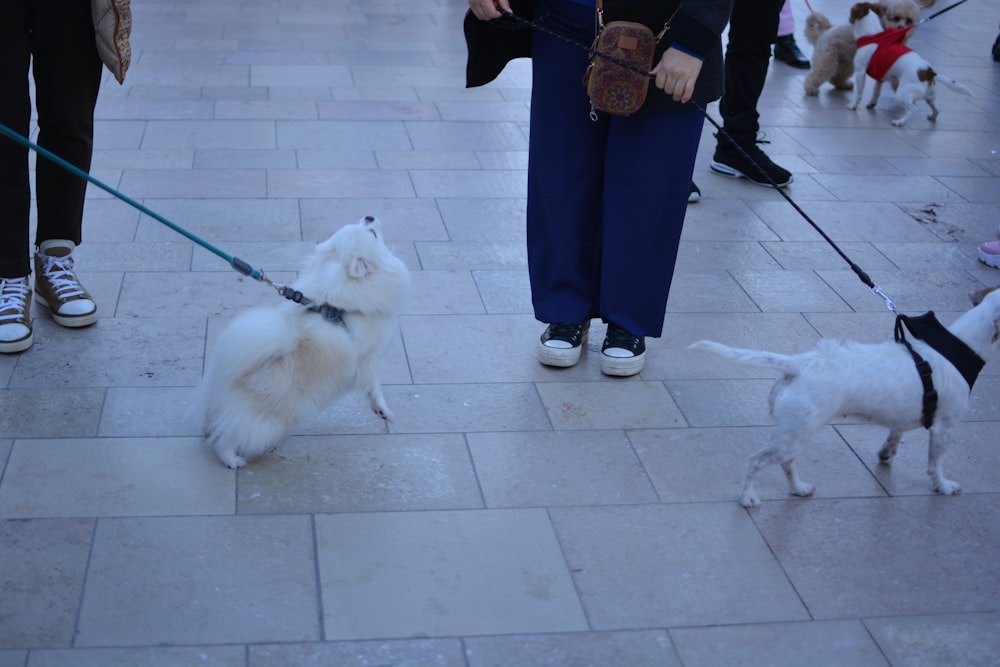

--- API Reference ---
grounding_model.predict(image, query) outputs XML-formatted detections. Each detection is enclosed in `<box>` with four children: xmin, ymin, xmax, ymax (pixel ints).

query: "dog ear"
<box><xmin>348</xmin><ymin>256</ymin><xmax>371</xmax><ymax>279</ymax></box>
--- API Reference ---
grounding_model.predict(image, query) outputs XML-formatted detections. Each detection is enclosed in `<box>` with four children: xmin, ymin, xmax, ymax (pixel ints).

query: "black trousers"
<box><xmin>0</xmin><ymin>0</ymin><xmax>103</xmax><ymax>278</ymax></box>
<box><xmin>718</xmin><ymin>0</ymin><xmax>783</xmax><ymax>147</ymax></box>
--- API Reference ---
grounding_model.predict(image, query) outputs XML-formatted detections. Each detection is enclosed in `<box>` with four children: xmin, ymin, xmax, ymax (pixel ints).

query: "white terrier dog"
<box><xmin>690</xmin><ymin>287</ymin><xmax>1000</xmax><ymax>507</ymax></box>
<box><xmin>847</xmin><ymin>1</ymin><xmax>972</xmax><ymax>126</ymax></box>
<box><xmin>193</xmin><ymin>215</ymin><xmax>410</xmax><ymax>468</ymax></box>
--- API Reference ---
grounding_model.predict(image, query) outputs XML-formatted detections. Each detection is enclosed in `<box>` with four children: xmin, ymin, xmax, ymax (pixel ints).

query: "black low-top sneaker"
<box><xmin>538</xmin><ymin>322</ymin><xmax>588</xmax><ymax>367</ymax></box>
<box><xmin>710</xmin><ymin>142</ymin><xmax>792</xmax><ymax>188</ymax></box>
<box><xmin>601</xmin><ymin>323</ymin><xmax>645</xmax><ymax>377</ymax></box>
<box><xmin>688</xmin><ymin>181</ymin><xmax>701</xmax><ymax>203</ymax></box>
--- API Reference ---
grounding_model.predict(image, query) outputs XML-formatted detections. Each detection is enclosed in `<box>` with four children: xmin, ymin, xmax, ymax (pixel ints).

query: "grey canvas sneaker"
<box><xmin>34</xmin><ymin>239</ymin><xmax>97</xmax><ymax>328</ymax></box>
<box><xmin>0</xmin><ymin>275</ymin><xmax>33</xmax><ymax>353</ymax></box>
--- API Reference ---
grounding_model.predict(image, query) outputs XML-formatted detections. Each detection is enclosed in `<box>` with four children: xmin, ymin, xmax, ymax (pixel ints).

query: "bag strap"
<box><xmin>596</xmin><ymin>0</ymin><xmax>681</xmax><ymax>41</ymax></box>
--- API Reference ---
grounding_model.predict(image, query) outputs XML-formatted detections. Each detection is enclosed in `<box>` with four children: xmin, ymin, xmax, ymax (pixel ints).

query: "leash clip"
<box><xmin>871</xmin><ymin>284</ymin><xmax>898</xmax><ymax>314</ymax></box>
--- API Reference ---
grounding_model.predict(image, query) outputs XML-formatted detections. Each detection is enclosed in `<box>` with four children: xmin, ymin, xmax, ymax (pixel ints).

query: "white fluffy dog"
<box><xmin>690</xmin><ymin>287</ymin><xmax>1000</xmax><ymax>508</ymax></box>
<box><xmin>194</xmin><ymin>215</ymin><xmax>410</xmax><ymax>468</ymax></box>
<box><xmin>847</xmin><ymin>1</ymin><xmax>972</xmax><ymax>126</ymax></box>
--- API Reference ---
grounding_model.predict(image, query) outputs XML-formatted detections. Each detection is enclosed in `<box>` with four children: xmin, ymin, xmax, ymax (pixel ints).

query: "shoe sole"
<box><xmin>600</xmin><ymin>351</ymin><xmax>645</xmax><ymax>377</ymax></box>
<box><xmin>35</xmin><ymin>294</ymin><xmax>98</xmax><ymax>328</ymax></box>
<box><xmin>538</xmin><ymin>329</ymin><xmax>588</xmax><ymax>368</ymax></box>
<box><xmin>978</xmin><ymin>251</ymin><xmax>1000</xmax><ymax>269</ymax></box>
<box><xmin>710</xmin><ymin>159</ymin><xmax>792</xmax><ymax>188</ymax></box>
<box><xmin>0</xmin><ymin>332</ymin><xmax>33</xmax><ymax>354</ymax></box>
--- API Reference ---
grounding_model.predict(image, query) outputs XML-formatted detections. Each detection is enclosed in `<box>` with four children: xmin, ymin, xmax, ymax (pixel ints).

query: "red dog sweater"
<box><xmin>857</xmin><ymin>27</ymin><xmax>913</xmax><ymax>80</ymax></box>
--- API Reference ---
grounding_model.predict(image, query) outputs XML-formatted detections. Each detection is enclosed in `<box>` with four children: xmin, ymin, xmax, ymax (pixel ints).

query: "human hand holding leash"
<box><xmin>651</xmin><ymin>48</ymin><xmax>703</xmax><ymax>103</ymax></box>
<box><xmin>468</xmin><ymin>0</ymin><xmax>511</xmax><ymax>21</ymax></box>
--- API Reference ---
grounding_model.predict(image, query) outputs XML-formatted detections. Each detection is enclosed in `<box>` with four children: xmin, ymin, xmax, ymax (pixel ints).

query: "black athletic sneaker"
<box><xmin>538</xmin><ymin>322</ymin><xmax>588</xmax><ymax>367</ymax></box>
<box><xmin>710</xmin><ymin>141</ymin><xmax>792</xmax><ymax>188</ymax></box>
<box><xmin>993</xmin><ymin>31</ymin><xmax>1000</xmax><ymax>62</ymax></box>
<box><xmin>601</xmin><ymin>323</ymin><xmax>645</xmax><ymax>377</ymax></box>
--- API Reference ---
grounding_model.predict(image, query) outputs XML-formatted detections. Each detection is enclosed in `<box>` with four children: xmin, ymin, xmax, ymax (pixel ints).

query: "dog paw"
<box><xmin>791</xmin><ymin>482</ymin><xmax>815</xmax><ymax>498</ymax></box>
<box><xmin>739</xmin><ymin>492</ymin><xmax>761</xmax><ymax>508</ymax></box>
<box><xmin>372</xmin><ymin>405</ymin><xmax>393</xmax><ymax>422</ymax></box>
<box><xmin>891</xmin><ymin>119</ymin><xmax>905</xmax><ymax>127</ymax></box>
<box><xmin>935</xmin><ymin>479</ymin><xmax>962</xmax><ymax>496</ymax></box>
<box><xmin>219</xmin><ymin>453</ymin><xmax>247</xmax><ymax>469</ymax></box>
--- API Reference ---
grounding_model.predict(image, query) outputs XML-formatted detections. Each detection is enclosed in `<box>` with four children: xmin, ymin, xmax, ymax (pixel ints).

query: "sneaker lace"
<box><xmin>0</xmin><ymin>278</ymin><xmax>30</xmax><ymax>323</ymax></box>
<box><xmin>604</xmin><ymin>324</ymin><xmax>639</xmax><ymax>351</ymax></box>
<box><xmin>39</xmin><ymin>254</ymin><xmax>85</xmax><ymax>299</ymax></box>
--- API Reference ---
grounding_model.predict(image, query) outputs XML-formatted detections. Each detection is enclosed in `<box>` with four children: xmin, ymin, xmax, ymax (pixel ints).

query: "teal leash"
<box><xmin>0</xmin><ymin>121</ymin><xmax>268</xmax><ymax>283</ymax></box>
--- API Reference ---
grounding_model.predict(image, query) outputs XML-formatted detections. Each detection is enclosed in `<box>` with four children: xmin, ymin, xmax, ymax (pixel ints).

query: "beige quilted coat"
<box><xmin>91</xmin><ymin>0</ymin><xmax>132</xmax><ymax>84</ymax></box>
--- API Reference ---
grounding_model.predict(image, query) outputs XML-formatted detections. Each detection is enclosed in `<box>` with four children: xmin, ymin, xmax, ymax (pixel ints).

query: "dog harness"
<box><xmin>857</xmin><ymin>27</ymin><xmax>913</xmax><ymax>80</ymax></box>
<box><xmin>277</xmin><ymin>285</ymin><xmax>345</xmax><ymax>326</ymax></box>
<box><xmin>894</xmin><ymin>312</ymin><xmax>985</xmax><ymax>429</ymax></box>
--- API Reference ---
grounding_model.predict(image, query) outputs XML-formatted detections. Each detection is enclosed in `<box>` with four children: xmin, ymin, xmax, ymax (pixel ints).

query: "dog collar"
<box><xmin>277</xmin><ymin>286</ymin><xmax>345</xmax><ymax>326</ymax></box>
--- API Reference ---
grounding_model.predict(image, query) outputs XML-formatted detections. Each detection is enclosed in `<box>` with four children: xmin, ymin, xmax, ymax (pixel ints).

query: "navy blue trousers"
<box><xmin>527</xmin><ymin>0</ymin><xmax>704</xmax><ymax>338</ymax></box>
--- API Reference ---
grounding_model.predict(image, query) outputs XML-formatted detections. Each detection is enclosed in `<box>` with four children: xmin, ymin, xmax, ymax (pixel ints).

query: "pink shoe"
<box><xmin>979</xmin><ymin>241</ymin><xmax>1000</xmax><ymax>269</ymax></box>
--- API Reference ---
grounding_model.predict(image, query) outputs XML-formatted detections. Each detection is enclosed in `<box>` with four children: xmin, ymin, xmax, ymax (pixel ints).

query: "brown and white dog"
<box><xmin>847</xmin><ymin>1</ymin><xmax>972</xmax><ymax>126</ymax></box>
<box><xmin>804</xmin><ymin>0</ymin><xmax>921</xmax><ymax>96</ymax></box>
<box><xmin>690</xmin><ymin>287</ymin><xmax>1000</xmax><ymax>507</ymax></box>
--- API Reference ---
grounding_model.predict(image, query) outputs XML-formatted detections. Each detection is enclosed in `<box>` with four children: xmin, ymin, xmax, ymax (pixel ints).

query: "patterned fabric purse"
<box><xmin>583</xmin><ymin>0</ymin><xmax>675</xmax><ymax>116</ymax></box>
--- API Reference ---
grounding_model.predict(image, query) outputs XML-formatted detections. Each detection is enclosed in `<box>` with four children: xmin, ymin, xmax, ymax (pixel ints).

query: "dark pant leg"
<box><xmin>526</xmin><ymin>0</ymin><xmax>608</xmax><ymax>324</ymax></box>
<box><xmin>600</xmin><ymin>109</ymin><xmax>705</xmax><ymax>338</ymax></box>
<box><xmin>718</xmin><ymin>0</ymin><xmax>783</xmax><ymax>147</ymax></box>
<box><xmin>0</xmin><ymin>0</ymin><xmax>33</xmax><ymax>278</ymax></box>
<box><xmin>30</xmin><ymin>0</ymin><xmax>103</xmax><ymax>247</ymax></box>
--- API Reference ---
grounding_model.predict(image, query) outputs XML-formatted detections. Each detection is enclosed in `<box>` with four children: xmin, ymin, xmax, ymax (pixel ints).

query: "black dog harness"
<box><xmin>894</xmin><ymin>312</ymin><xmax>985</xmax><ymax>429</ymax></box>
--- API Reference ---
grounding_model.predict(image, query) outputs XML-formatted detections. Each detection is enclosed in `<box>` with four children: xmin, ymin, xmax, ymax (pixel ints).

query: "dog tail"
<box><xmin>933</xmin><ymin>73</ymin><xmax>973</xmax><ymax>97</ymax></box>
<box><xmin>688</xmin><ymin>340</ymin><xmax>801</xmax><ymax>375</ymax></box>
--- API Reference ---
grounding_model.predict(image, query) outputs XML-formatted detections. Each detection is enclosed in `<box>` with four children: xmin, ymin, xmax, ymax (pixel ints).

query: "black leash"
<box><xmin>919</xmin><ymin>0</ymin><xmax>971</xmax><ymax>24</ymax></box>
<box><xmin>498</xmin><ymin>8</ymin><xmax>895</xmax><ymax>309</ymax></box>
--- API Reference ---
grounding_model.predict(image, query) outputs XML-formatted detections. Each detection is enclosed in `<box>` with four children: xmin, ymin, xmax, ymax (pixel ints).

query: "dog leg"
<box><xmin>741</xmin><ymin>430</ymin><xmax>807</xmax><ymax>507</ymax></box>
<box><xmin>877</xmin><ymin>428</ymin><xmax>904</xmax><ymax>464</ymax></box>
<box><xmin>927</xmin><ymin>426</ymin><xmax>961</xmax><ymax>495</ymax></box>
<box><xmin>781</xmin><ymin>460</ymin><xmax>816</xmax><ymax>498</ymax></box>
<box><xmin>925</xmin><ymin>95</ymin><xmax>939</xmax><ymax>122</ymax></box>
<box><xmin>866</xmin><ymin>80</ymin><xmax>883</xmax><ymax>109</ymax></box>
<box><xmin>358</xmin><ymin>355</ymin><xmax>392</xmax><ymax>421</ymax></box>
<box><xmin>847</xmin><ymin>72</ymin><xmax>867</xmax><ymax>110</ymax></box>
<box><xmin>892</xmin><ymin>99</ymin><xmax>920</xmax><ymax>126</ymax></box>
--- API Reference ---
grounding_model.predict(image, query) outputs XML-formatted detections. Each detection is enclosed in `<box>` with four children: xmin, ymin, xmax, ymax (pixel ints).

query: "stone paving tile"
<box><xmin>315</xmin><ymin>509</ymin><xmax>588</xmax><ymax>640</ymax></box>
<box><xmin>670</xmin><ymin>619</ymin><xmax>890</xmax><ymax>667</ymax></box>
<box><xmin>0</xmin><ymin>519</ymin><xmax>94</xmax><ymax>648</ymax></box>
<box><xmin>0</xmin><ymin>437</ymin><xmax>234</xmax><ymax>519</ymax></box>
<box><xmin>465</xmin><ymin>630</ymin><xmax>680</xmax><ymax>667</ymax></box>
<box><xmin>550</xmin><ymin>504</ymin><xmax>810</xmax><ymax>629</ymax></box>
<box><xmin>751</xmin><ymin>495</ymin><xmax>1000</xmax><ymax>619</ymax></box>
<box><xmin>864</xmin><ymin>612</ymin><xmax>1000</xmax><ymax>667</ymax></box>
<box><xmin>76</xmin><ymin>515</ymin><xmax>320</xmax><ymax>647</ymax></box>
